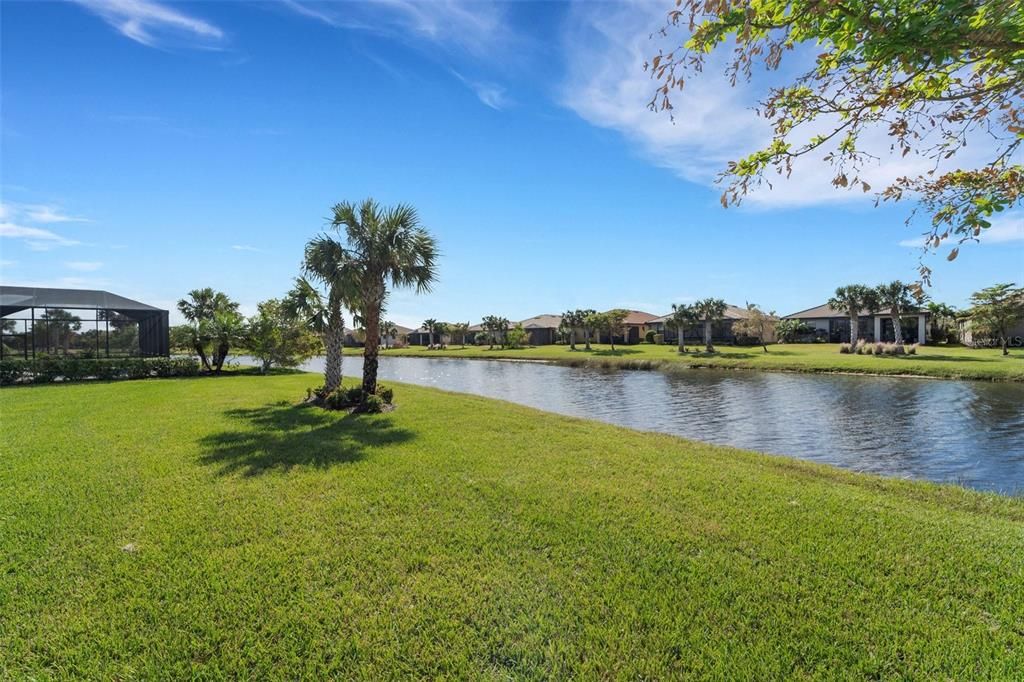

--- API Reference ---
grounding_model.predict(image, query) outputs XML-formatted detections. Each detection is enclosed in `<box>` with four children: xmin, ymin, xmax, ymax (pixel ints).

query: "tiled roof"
<box><xmin>783</xmin><ymin>304</ymin><xmax>928</xmax><ymax>319</ymax></box>
<box><xmin>519</xmin><ymin>314</ymin><xmax>563</xmax><ymax>329</ymax></box>
<box><xmin>650</xmin><ymin>304</ymin><xmax>752</xmax><ymax>323</ymax></box>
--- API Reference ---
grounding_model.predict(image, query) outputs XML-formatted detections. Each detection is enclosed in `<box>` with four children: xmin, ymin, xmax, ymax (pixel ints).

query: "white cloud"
<box><xmin>72</xmin><ymin>0</ymin><xmax>224</xmax><ymax>48</ymax></box>
<box><xmin>231</xmin><ymin>244</ymin><xmax>263</xmax><ymax>252</ymax></box>
<box><xmin>0</xmin><ymin>222</ymin><xmax>81</xmax><ymax>250</ymax></box>
<box><xmin>66</xmin><ymin>261</ymin><xmax>105</xmax><ymax>272</ymax></box>
<box><xmin>24</xmin><ymin>204</ymin><xmax>92</xmax><ymax>224</ymax></box>
<box><xmin>560</xmin><ymin>1</ymin><xmax>1004</xmax><ymax>209</ymax></box>
<box><xmin>899</xmin><ymin>212</ymin><xmax>1023</xmax><ymax>247</ymax></box>
<box><xmin>0</xmin><ymin>259</ymin><xmax>16</xmax><ymax>268</ymax></box>
<box><xmin>451</xmin><ymin>70</ymin><xmax>510</xmax><ymax>110</ymax></box>
<box><xmin>281</xmin><ymin>0</ymin><xmax>511</xmax><ymax>57</ymax></box>
<box><xmin>980</xmin><ymin>212</ymin><xmax>1024</xmax><ymax>244</ymax></box>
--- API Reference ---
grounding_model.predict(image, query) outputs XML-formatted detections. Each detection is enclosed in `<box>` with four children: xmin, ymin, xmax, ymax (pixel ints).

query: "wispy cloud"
<box><xmin>900</xmin><ymin>212</ymin><xmax>1024</xmax><ymax>247</ymax></box>
<box><xmin>66</xmin><ymin>261</ymin><xmax>105</xmax><ymax>272</ymax></box>
<box><xmin>451</xmin><ymin>70</ymin><xmax>510</xmax><ymax>110</ymax></box>
<box><xmin>72</xmin><ymin>0</ymin><xmax>224</xmax><ymax>49</ymax></box>
<box><xmin>560</xmin><ymin>1</ymin><xmax>1001</xmax><ymax>209</ymax></box>
<box><xmin>231</xmin><ymin>244</ymin><xmax>263</xmax><ymax>252</ymax></box>
<box><xmin>0</xmin><ymin>259</ymin><xmax>16</xmax><ymax>269</ymax></box>
<box><xmin>0</xmin><ymin>222</ymin><xmax>81</xmax><ymax>251</ymax></box>
<box><xmin>280</xmin><ymin>0</ymin><xmax>512</xmax><ymax>57</ymax></box>
<box><xmin>24</xmin><ymin>204</ymin><xmax>93</xmax><ymax>224</ymax></box>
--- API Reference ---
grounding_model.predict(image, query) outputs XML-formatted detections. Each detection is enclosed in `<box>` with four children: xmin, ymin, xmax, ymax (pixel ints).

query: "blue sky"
<box><xmin>1</xmin><ymin>0</ymin><xmax>1020</xmax><ymax>327</ymax></box>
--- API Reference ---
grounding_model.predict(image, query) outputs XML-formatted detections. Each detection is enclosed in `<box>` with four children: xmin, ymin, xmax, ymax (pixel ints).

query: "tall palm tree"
<box><xmin>828</xmin><ymin>284</ymin><xmax>879</xmax><ymax>347</ymax></box>
<box><xmin>561</xmin><ymin>309</ymin><xmax>585</xmax><ymax>350</ymax></box>
<box><xmin>579</xmin><ymin>309</ymin><xmax>597</xmax><ymax>350</ymax></box>
<box><xmin>422</xmin><ymin>318</ymin><xmax>438</xmax><ymax>348</ymax></box>
<box><xmin>450</xmin><ymin>321</ymin><xmax>470</xmax><ymax>348</ymax></box>
<box><xmin>435</xmin><ymin>321</ymin><xmax>450</xmax><ymax>348</ymax></box>
<box><xmin>284</xmin><ymin>236</ymin><xmax>359</xmax><ymax>394</ymax></box>
<box><xmin>694</xmin><ymin>298</ymin><xmax>727</xmax><ymax>352</ymax></box>
<box><xmin>668</xmin><ymin>303</ymin><xmax>698</xmax><ymax>353</ymax></box>
<box><xmin>330</xmin><ymin>199</ymin><xmax>438</xmax><ymax>395</ymax></box>
<box><xmin>876</xmin><ymin>280</ymin><xmax>919</xmax><ymax>346</ymax></box>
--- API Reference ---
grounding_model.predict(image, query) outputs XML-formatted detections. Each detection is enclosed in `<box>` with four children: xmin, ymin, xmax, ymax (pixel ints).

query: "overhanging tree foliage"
<box><xmin>646</xmin><ymin>0</ymin><xmax>1023</xmax><ymax>283</ymax></box>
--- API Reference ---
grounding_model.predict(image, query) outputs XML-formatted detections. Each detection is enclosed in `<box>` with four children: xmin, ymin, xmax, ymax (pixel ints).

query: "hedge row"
<box><xmin>1</xmin><ymin>356</ymin><xmax>200</xmax><ymax>386</ymax></box>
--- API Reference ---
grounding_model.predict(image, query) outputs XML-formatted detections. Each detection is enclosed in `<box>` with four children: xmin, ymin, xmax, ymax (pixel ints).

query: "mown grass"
<box><xmin>2</xmin><ymin>373</ymin><xmax>1023</xmax><ymax>678</ymax></box>
<box><xmin>352</xmin><ymin>342</ymin><xmax>1024</xmax><ymax>381</ymax></box>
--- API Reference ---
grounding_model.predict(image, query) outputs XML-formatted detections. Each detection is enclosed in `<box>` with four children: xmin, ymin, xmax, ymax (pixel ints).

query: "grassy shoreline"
<box><xmin>3</xmin><ymin>374</ymin><xmax>1023</xmax><ymax>677</ymax></box>
<box><xmin>348</xmin><ymin>342</ymin><xmax>1024</xmax><ymax>381</ymax></box>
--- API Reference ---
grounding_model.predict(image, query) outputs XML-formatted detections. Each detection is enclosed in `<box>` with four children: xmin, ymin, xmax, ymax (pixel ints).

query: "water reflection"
<box><xmin>287</xmin><ymin>356</ymin><xmax>1024</xmax><ymax>494</ymax></box>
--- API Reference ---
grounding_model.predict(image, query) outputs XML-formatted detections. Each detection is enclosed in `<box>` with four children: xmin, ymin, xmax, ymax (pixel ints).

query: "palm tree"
<box><xmin>561</xmin><ymin>310</ymin><xmax>585</xmax><ymax>350</ymax></box>
<box><xmin>284</xmin><ymin>236</ymin><xmax>359</xmax><ymax>394</ymax></box>
<box><xmin>381</xmin><ymin>320</ymin><xmax>398</xmax><ymax>350</ymax></box>
<box><xmin>579</xmin><ymin>309</ymin><xmax>597</xmax><ymax>350</ymax></box>
<box><xmin>876</xmin><ymin>280</ymin><xmax>919</xmax><ymax>346</ymax></box>
<box><xmin>828</xmin><ymin>284</ymin><xmax>879</xmax><ymax>347</ymax></box>
<box><xmin>177</xmin><ymin>288</ymin><xmax>240</xmax><ymax>372</ymax></box>
<box><xmin>435</xmin><ymin>321</ymin><xmax>450</xmax><ymax>348</ymax></box>
<box><xmin>668</xmin><ymin>303</ymin><xmax>698</xmax><ymax>353</ymax></box>
<box><xmin>330</xmin><ymin>199</ymin><xmax>439</xmax><ymax>396</ymax></box>
<box><xmin>450</xmin><ymin>321</ymin><xmax>470</xmax><ymax>348</ymax></box>
<box><xmin>926</xmin><ymin>302</ymin><xmax>958</xmax><ymax>343</ymax></box>
<box><xmin>694</xmin><ymin>298</ymin><xmax>727</xmax><ymax>352</ymax></box>
<box><xmin>422</xmin><ymin>318</ymin><xmax>438</xmax><ymax>348</ymax></box>
<box><xmin>603</xmin><ymin>309</ymin><xmax>629</xmax><ymax>351</ymax></box>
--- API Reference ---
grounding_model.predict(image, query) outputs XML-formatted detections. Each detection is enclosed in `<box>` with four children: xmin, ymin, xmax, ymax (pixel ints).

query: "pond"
<box><xmin>285</xmin><ymin>355</ymin><xmax>1024</xmax><ymax>494</ymax></box>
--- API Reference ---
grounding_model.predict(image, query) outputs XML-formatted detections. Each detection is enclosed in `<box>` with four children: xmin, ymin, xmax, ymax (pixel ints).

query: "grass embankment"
<box><xmin>353</xmin><ymin>342</ymin><xmax>1024</xmax><ymax>381</ymax></box>
<box><xmin>2</xmin><ymin>374</ymin><xmax>1023</xmax><ymax>678</ymax></box>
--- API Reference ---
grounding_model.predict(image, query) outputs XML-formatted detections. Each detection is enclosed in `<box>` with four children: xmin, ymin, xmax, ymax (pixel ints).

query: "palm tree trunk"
<box><xmin>362</xmin><ymin>305</ymin><xmax>381</xmax><ymax>395</ymax></box>
<box><xmin>704</xmin><ymin>320</ymin><xmax>713</xmax><ymax>352</ymax></box>
<box><xmin>892</xmin><ymin>314</ymin><xmax>904</xmax><ymax>346</ymax></box>
<box><xmin>194</xmin><ymin>341</ymin><xmax>211</xmax><ymax>372</ymax></box>
<box><xmin>324</xmin><ymin>326</ymin><xmax>343</xmax><ymax>393</ymax></box>
<box><xmin>850</xmin><ymin>313</ymin><xmax>859</xmax><ymax>347</ymax></box>
<box><xmin>677</xmin><ymin>324</ymin><xmax>686</xmax><ymax>353</ymax></box>
<box><xmin>213</xmin><ymin>341</ymin><xmax>229</xmax><ymax>372</ymax></box>
<box><xmin>570</xmin><ymin>329</ymin><xmax>576</xmax><ymax>351</ymax></box>
<box><xmin>584</xmin><ymin>328</ymin><xmax>591</xmax><ymax>351</ymax></box>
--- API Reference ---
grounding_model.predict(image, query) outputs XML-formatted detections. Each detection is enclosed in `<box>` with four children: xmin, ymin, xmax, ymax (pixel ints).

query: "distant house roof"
<box><xmin>783</xmin><ymin>304</ymin><xmax>929</xmax><ymax>319</ymax></box>
<box><xmin>519</xmin><ymin>314</ymin><xmax>562</xmax><ymax>329</ymax></box>
<box><xmin>611</xmin><ymin>310</ymin><xmax>660</xmax><ymax>325</ymax></box>
<box><xmin>650</xmin><ymin>304</ymin><xmax>752</xmax><ymax>324</ymax></box>
<box><xmin>0</xmin><ymin>285</ymin><xmax>164</xmax><ymax>317</ymax></box>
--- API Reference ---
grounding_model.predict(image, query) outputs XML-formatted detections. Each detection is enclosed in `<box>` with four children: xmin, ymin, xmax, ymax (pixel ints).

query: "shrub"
<box><xmin>0</xmin><ymin>356</ymin><xmax>200</xmax><ymax>386</ymax></box>
<box><xmin>892</xmin><ymin>344</ymin><xmax>906</xmax><ymax>355</ymax></box>
<box><xmin>907</xmin><ymin>343</ymin><xmax>918</xmax><ymax>355</ymax></box>
<box><xmin>861</xmin><ymin>343</ymin><xmax>873</xmax><ymax>355</ymax></box>
<box><xmin>839</xmin><ymin>343</ymin><xmax>852</xmax><ymax>354</ymax></box>
<box><xmin>874</xmin><ymin>342</ymin><xmax>885</xmax><ymax>355</ymax></box>
<box><xmin>644</xmin><ymin>330</ymin><xmax>657</xmax><ymax>344</ymax></box>
<box><xmin>377</xmin><ymin>385</ymin><xmax>394</xmax><ymax>405</ymax></box>
<box><xmin>506</xmin><ymin>325</ymin><xmax>529</xmax><ymax>349</ymax></box>
<box><xmin>654</xmin><ymin>333</ymin><xmax>665</xmax><ymax>345</ymax></box>
<box><xmin>359</xmin><ymin>394</ymin><xmax>386</xmax><ymax>414</ymax></box>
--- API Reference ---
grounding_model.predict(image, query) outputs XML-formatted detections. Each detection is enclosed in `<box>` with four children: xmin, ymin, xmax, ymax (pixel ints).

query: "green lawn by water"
<box><xmin>350</xmin><ymin>342</ymin><xmax>1024</xmax><ymax>381</ymax></box>
<box><xmin>2</xmin><ymin>373</ymin><xmax>1023</xmax><ymax>678</ymax></box>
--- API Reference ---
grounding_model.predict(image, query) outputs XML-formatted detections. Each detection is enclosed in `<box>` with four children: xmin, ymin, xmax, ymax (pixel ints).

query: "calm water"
<box><xmin>285</xmin><ymin>355</ymin><xmax>1024</xmax><ymax>494</ymax></box>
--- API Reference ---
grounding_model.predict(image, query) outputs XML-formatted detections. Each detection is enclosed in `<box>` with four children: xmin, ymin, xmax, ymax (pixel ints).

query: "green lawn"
<box><xmin>352</xmin><ymin>342</ymin><xmax>1024</xmax><ymax>381</ymax></box>
<box><xmin>3</xmin><ymin>374</ymin><xmax>1023</xmax><ymax>678</ymax></box>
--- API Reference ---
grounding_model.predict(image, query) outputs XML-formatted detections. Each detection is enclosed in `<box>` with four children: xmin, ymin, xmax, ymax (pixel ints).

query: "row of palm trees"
<box><xmin>827</xmin><ymin>281</ymin><xmax>923</xmax><ymax>347</ymax></box>
<box><xmin>285</xmin><ymin>199</ymin><xmax>439</xmax><ymax>402</ymax></box>
<box><xmin>560</xmin><ymin>299</ymin><xmax>732</xmax><ymax>354</ymax></box>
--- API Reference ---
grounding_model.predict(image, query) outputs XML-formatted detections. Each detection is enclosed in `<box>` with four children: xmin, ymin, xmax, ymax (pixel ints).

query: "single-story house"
<box><xmin>518</xmin><ymin>314</ymin><xmax>562</xmax><ymax>345</ymax></box>
<box><xmin>594</xmin><ymin>310</ymin><xmax>660</xmax><ymax>344</ymax></box>
<box><xmin>958</xmin><ymin>317</ymin><xmax>1024</xmax><ymax>348</ymax></box>
<box><xmin>343</xmin><ymin>324</ymin><xmax>414</xmax><ymax>347</ymax></box>
<box><xmin>648</xmin><ymin>304</ymin><xmax>756</xmax><ymax>344</ymax></box>
<box><xmin>783</xmin><ymin>304</ymin><xmax>929</xmax><ymax>344</ymax></box>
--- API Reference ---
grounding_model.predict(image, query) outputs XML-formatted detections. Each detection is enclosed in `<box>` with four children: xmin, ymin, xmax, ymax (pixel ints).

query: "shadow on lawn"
<box><xmin>198</xmin><ymin>401</ymin><xmax>415</xmax><ymax>476</ymax></box>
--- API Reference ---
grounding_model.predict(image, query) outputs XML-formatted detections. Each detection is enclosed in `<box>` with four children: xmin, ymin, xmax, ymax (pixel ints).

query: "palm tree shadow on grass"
<box><xmin>198</xmin><ymin>401</ymin><xmax>416</xmax><ymax>477</ymax></box>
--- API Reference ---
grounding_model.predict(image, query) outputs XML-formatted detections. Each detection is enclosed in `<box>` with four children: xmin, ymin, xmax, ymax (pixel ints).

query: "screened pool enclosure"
<box><xmin>0</xmin><ymin>286</ymin><xmax>169</xmax><ymax>360</ymax></box>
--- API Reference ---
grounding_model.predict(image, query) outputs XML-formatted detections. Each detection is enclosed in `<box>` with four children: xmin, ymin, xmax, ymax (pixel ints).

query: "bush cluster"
<box><xmin>0</xmin><ymin>356</ymin><xmax>200</xmax><ymax>386</ymax></box>
<box><xmin>320</xmin><ymin>383</ymin><xmax>395</xmax><ymax>413</ymax></box>
<box><xmin>840</xmin><ymin>341</ymin><xmax>919</xmax><ymax>356</ymax></box>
